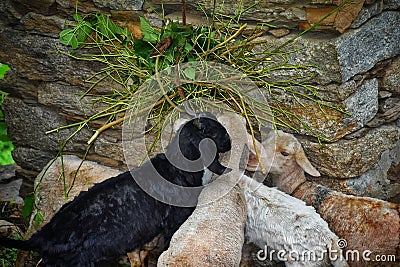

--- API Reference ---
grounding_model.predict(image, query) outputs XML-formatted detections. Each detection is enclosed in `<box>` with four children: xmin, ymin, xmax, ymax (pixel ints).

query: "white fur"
<box><xmin>239</xmin><ymin>175</ymin><xmax>347</xmax><ymax>267</ymax></box>
<box><xmin>221</xmin><ymin>112</ymin><xmax>347</xmax><ymax>267</ymax></box>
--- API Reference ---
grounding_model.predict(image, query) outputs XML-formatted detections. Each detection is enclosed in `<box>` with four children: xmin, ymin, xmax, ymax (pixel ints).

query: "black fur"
<box><xmin>0</xmin><ymin>114</ymin><xmax>231</xmax><ymax>267</ymax></box>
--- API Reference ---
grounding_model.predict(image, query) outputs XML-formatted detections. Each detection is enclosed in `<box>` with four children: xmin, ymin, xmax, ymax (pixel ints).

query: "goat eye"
<box><xmin>280</xmin><ymin>151</ymin><xmax>289</xmax><ymax>157</ymax></box>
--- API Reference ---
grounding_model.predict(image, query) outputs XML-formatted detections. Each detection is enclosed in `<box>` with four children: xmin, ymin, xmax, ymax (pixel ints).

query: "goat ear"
<box><xmin>295</xmin><ymin>150</ymin><xmax>320</xmax><ymax>177</ymax></box>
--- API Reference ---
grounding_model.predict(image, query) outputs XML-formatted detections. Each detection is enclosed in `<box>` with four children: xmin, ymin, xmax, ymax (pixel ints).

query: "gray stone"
<box><xmin>20</xmin><ymin>12</ymin><xmax>68</xmax><ymax>36</ymax></box>
<box><xmin>0</xmin><ymin>164</ymin><xmax>16</xmax><ymax>182</ymax></box>
<box><xmin>12</xmin><ymin>147</ymin><xmax>56</xmax><ymax>172</ymax></box>
<box><xmin>94</xmin><ymin>137</ymin><xmax>125</xmax><ymax>163</ymax></box>
<box><xmin>254</xmin><ymin>32</ymin><xmax>342</xmax><ymax>85</ymax></box>
<box><xmin>379</xmin><ymin>90</ymin><xmax>392</xmax><ymax>99</ymax></box>
<box><xmin>37</xmin><ymin>82</ymin><xmax>107</xmax><ymax>116</ymax></box>
<box><xmin>317</xmin><ymin>80</ymin><xmax>359</xmax><ymax>102</ymax></box>
<box><xmin>0</xmin><ymin>28</ymin><xmax>103</xmax><ymax>86</ymax></box>
<box><xmin>351</xmin><ymin>0</ymin><xmax>383</xmax><ymax>28</ymax></box>
<box><xmin>346</xmin><ymin>141</ymin><xmax>400</xmax><ymax>200</ymax></box>
<box><xmin>157</xmin><ymin>0</ymin><xmax>308</xmax><ymax>29</ymax></box>
<box><xmin>0</xmin><ymin>220</ymin><xmax>22</xmax><ymax>238</ymax></box>
<box><xmin>379</xmin><ymin>97</ymin><xmax>400</xmax><ymax>113</ymax></box>
<box><xmin>3</xmin><ymin>97</ymin><xmax>92</xmax><ymax>154</ymax></box>
<box><xmin>343</xmin><ymin>78</ymin><xmax>378</xmax><ymax>128</ymax></box>
<box><xmin>300</xmin><ymin>124</ymin><xmax>399</xmax><ymax>178</ymax></box>
<box><xmin>383</xmin><ymin>56</ymin><xmax>400</xmax><ymax>94</ymax></box>
<box><xmin>258</xmin><ymin>13</ymin><xmax>400</xmax><ymax>84</ymax></box>
<box><xmin>336</xmin><ymin>11</ymin><xmax>400</xmax><ymax>82</ymax></box>
<box><xmin>0</xmin><ymin>179</ymin><xmax>23</xmax><ymax>205</ymax></box>
<box><xmin>384</xmin><ymin>0</ymin><xmax>400</xmax><ymax>9</ymax></box>
<box><xmin>93</xmin><ymin>0</ymin><xmax>144</xmax><ymax>10</ymax></box>
<box><xmin>14</xmin><ymin>0</ymin><xmax>56</xmax><ymax>14</ymax></box>
<box><xmin>267</xmin><ymin>78</ymin><xmax>378</xmax><ymax>140</ymax></box>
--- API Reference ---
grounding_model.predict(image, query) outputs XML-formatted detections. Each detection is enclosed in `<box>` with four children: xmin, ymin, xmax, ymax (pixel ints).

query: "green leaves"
<box><xmin>140</xmin><ymin>17</ymin><xmax>160</xmax><ymax>44</ymax></box>
<box><xmin>94</xmin><ymin>14</ymin><xmax>130</xmax><ymax>41</ymax></box>
<box><xmin>60</xmin><ymin>14</ymin><xmax>93</xmax><ymax>49</ymax></box>
<box><xmin>0</xmin><ymin>63</ymin><xmax>13</xmax><ymax>166</ymax></box>
<box><xmin>0</xmin><ymin>63</ymin><xmax>10</xmax><ymax>79</ymax></box>
<box><xmin>183</xmin><ymin>67</ymin><xmax>196</xmax><ymax>80</ymax></box>
<box><xmin>22</xmin><ymin>194</ymin><xmax>44</xmax><ymax>229</ymax></box>
<box><xmin>60</xmin><ymin>29</ymin><xmax>79</xmax><ymax>49</ymax></box>
<box><xmin>59</xmin><ymin>13</ymin><xmax>131</xmax><ymax>50</ymax></box>
<box><xmin>22</xmin><ymin>194</ymin><xmax>34</xmax><ymax>219</ymax></box>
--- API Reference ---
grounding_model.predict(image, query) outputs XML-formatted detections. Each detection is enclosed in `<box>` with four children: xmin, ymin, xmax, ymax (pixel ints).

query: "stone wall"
<box><xmin>0</xmin><ymin>0</ymin><xmax>399</xmax><ymax>205</ymax></box>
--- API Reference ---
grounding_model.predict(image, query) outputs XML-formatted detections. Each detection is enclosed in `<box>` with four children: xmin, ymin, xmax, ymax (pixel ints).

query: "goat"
<box><xmin>157</xmin><ymin>112</ymin><xmax>249</xmax><ymax>267</ymax></box>
<box><xmin>231</xmin><ymin>119</ymin><xmax>348</xmax><ymax>267</ymax></box>
<box><xmin>239</xmin><ymin>175</ymin><xmax>348</xmax><ymax>267</ymax></box>
<box><xmin>247</xmin><ymin>130</ymin><xmax>399</xmax><ymax>267</ymax></box>
<box><xmin>0</xmin><ymin>113</ymin><xmax>231</xmax><ymax>267</ymax></box>
<box><xmin>158</xmin><ymin>112</ymin><xmax>347</xmax><ymax>267</ymax></box>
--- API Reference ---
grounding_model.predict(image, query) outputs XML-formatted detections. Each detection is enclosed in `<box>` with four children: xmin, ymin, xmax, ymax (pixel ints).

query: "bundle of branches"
<box><xmin>53</xmin><ymin>1</ymin><xmax>348</xmax><ymax>159</ymax></box>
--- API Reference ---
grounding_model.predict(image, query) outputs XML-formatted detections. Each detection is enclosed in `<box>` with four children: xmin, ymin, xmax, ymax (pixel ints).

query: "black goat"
<box><xmin>0</xmin><ymin>113</ymin><xmax>231</xmax><ymax>266</ymax></box>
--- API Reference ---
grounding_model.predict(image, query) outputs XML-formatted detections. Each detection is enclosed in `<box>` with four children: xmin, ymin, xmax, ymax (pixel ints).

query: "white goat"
<box><xmin>239</xmin><ymin>176</ymin><xmax>347</xmax><ymax>267</ymax></box>
<box><xmin>247</xmin><ymin>130</ymin><xmax>399</xmax><ymax>267</ymax></box>
<box><xmin>219</xmin><ymin>113</ymin><xmax>347</xmax><ymax>267</ymax></box>
<box><xmin>246</xmin><ymin>130</ymin><xmax>320</xmax><ymax>194</ymax></box>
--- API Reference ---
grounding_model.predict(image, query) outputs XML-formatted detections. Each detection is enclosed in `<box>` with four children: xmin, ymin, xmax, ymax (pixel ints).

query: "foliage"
<box><xmin>0</xmin><ymin>63</ymin><xmax>14</xmax><ymax>166</ymax></box>
<box><xmin>0</xmin><ymin>247</ymin><xmax>18</xmax><ymax>267</ymax></box>
<box><xmin>49</xmin><ymin>1</ymin><xmax>350</xmax><ymax>197</ymax></box>
<box><xmin>0</xmin><ymin>235</ymin><xmax>21</xmax><ymax>267</ymax></box>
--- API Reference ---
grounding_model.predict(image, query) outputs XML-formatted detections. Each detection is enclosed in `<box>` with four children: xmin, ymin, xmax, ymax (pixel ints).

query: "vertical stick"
<box><xmin>182</xmin><ymin>0</ymin><xmax>186</xmax><ymax>26</ymax></box>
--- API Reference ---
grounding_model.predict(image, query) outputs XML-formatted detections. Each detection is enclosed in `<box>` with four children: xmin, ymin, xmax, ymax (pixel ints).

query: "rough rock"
<box><xmin>20</xmin><ymin>12</ymin><xmax>68</xmax><ymax>35</ymax></box>
<box><xmin>255</xmin><ymin>33</ymin><xmax>342</xmax><ymax>85</ymax></box>
<box><xmin>346</xmin><ymin>141</ymin><xmax>400</xmax><ymax>200</ymax></box>
<box><xmin>333</xmin><ymin>0</ymin><xmax>365</xmax><ymax>33</ymax></box>
<box><xmin>0</xmin><ymin>179</ymin><xmax>23</xmax><ymax>205</ymax></box>
<box><xmin>37</xmin><ymin>82</ymin><xmax>106</xmax><ymax>116</ymax></box>
<box><xmin>12</xmin><ymin>0</ymin><xmax>56</xmax><ymax>14</ymax></box>
<box><xmin>343</xmin><ymin>78</ymin><xmax>378</xmax><ymax>128</ymax></box>
<box><xmin>26</xmin><ymin>155</ymin><xmax>122</xmax><ymax>236</ymax></box>
<box><xmin>269</xmin><ymin>29</ymin><xmax>290</xmax><ymax>38</ymax></box>
<box><xmin>268</xmin><ymin>78</ymin><xmax>378</xmax><ymax>141</ymax></box>
<box><xmin>2</xmin><ymin>97</ymin><xmax>92</xmax><ymax>155</ymax></box>
<box><xmin>256</xmin><ymin>11</ymin><xmax>400</xmax><ymax>85</ymax></box>
<box><xmin>93</xmin><ymin>0</ymin><xmax>144</xmax><ymax>10</ymax></box>
<box><xmin>384</xmin><ymin>0</ymin><xmax>400</xmax><ymax>9</ymax></box>
<box><xmin>0</xmin><ymin>165</ymin><xmax>23</xmax><ymax>207</ymax></box>
<box><xmin>309</xmin><ymin>137</ymin><xmax>400</xmax><ymax>203</ymax></box>
<box><xmin>0</xmin><ymin>220</ymin><xmax>22</xmax><ymax>238</ymax></box>
<box><xmin>336</xmin><ymin>11</ymin><xmax>400</xmax><ymax>82</ymax></box>
<box><xmin>383</xmin><ymin>56</ymin><xmax>400</xmax><ymax>94</ymax></box>
<box><xmin>0</xmin><ymin>28</ymin><xmax>103</xmax><ymax>87</ymax></box>
<box><xmin>0</xmin><ymin>164</ymin><xmax>16</xmax><ymax>182</ymax></box>
<box><xmin>350</xmin><ymin>0</ymin><xmax>383</xmax><ymax>28</ymax></box>
<box><xmin>300</xmin><ymin>124</ymin><xmax>399</xmax><ymax>178</ymax></box>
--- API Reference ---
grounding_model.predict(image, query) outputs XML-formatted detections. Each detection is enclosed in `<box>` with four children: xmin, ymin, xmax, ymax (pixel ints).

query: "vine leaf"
<box><xmin>140</xmin><ymin>17</ymin><xmax>160</xmax><ymax>44</ymax></box>
<box><xmin>22</xmin><ymin>194</ymin><xmax>35</xmax><ymax>218</ymax></box>
<box><xmin>0</xmin><ymin>63</ymin><xmax>10</xmax><ymax>79</ymax></box>
<box><xmin>60</xmin><ymin>29</ymin><xmax>79</xmax><ymax>49</ymax></box>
